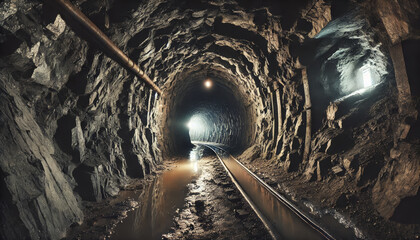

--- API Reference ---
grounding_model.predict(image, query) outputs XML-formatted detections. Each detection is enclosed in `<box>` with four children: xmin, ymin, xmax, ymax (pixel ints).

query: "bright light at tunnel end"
<box><xmin>187</xmin><ymin>115</ymin><xmax>206</xmax><ymax>131</ymax></box>
<box><xmin>187</xmin><ymin>119</ymin><xmax>200</xmax><ymax>130</ymax></box>
<box><xmin>204</xmin><ymin>79</ymin><xmax>213</xmax><ymax>89</ymax></box>
<box><xmin>362</xmin><ymin>66</ymin><xmax>373</xmax><ymax>88</ymax></box>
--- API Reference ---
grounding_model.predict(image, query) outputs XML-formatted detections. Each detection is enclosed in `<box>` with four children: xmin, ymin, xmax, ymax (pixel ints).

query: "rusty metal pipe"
<box><xmin>49</xmin><ymin>0</ymin><xmax>162</xmax><ymax>95</ymax></box>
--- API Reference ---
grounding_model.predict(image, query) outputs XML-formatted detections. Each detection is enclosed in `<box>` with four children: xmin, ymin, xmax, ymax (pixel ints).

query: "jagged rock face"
<box><xmin>372</xmin><ymin>142</ymin><xmax>420</xmax><ymax>223</ymax></box>
<box><xmin>0</xmin><ymin>82</ymin><xmax>84</xmax><ymax>239</ymax></box>
<box><xmin>0</xmin><ymin>0</ymin><xmax>419</xmax><ymax>239</ymax></box>
<box><xmin>0</xmin><ymin>1</ymin><xmax>161</xmax><ymax>239</ymax></box>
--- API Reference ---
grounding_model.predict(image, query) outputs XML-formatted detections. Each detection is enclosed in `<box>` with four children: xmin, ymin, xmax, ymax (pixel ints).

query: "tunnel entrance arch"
<box><xmin>160</xmin><ymin>66</ymin><xmax>255</xmax><ymax>156</ymax></box>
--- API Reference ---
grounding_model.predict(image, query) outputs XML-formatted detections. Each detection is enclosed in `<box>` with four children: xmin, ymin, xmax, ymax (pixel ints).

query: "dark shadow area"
<box><xmin>55</xmin><ymin>114</ymin><xmax>76</xmax><ymax>154</ymax></box>
<box><xmin>402</xmin><ymin>39</ymin><xmax>420</xmax><ymax>97</ymax></box>
<box><xmin>391</xmin><ymin>188</ymin><xmax>420</xmax><ymax>224</ymax></box>
<box><xmin>73</xmin><ymin>164</ymin><xmax>97</xmax><ymax>201</ymax></box>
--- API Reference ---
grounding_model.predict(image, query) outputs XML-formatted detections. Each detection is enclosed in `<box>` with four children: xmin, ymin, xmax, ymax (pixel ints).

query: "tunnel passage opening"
<box><xmin>186</xmin><ymin>102</ymin><xmax>243</xmax><ymax>146</ymax></box>
<box><xmin>163</xmin><ymin>70</ymin><xmax>252</xmax><ymax>157</ymax></box>
<box><xmin>298</xmin><ymin>10</ymin><xmax>391</xmax><ymax>131</ymax></box>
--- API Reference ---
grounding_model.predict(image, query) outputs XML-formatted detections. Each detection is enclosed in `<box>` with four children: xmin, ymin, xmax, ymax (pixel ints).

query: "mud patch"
<box><xmin>163</xmin><ymin>156</ymin><xmax>271</xmax><ymax>240</ymax></box>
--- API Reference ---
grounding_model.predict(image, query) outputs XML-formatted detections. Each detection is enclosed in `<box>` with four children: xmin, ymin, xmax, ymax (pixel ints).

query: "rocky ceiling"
<box><xmin>0</xmin><ymin>0</ymin><xmax>419</xmax><ymax>239</ymax></box>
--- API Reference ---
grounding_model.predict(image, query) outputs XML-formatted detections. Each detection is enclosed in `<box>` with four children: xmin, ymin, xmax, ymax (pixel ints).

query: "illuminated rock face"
<box><xmin>0</xmin><ymin>0</ymin><xmax>419</xmax><ymax>239</ymax></box>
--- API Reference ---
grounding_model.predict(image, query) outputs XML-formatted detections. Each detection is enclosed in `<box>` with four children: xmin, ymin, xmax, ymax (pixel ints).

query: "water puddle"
<box><xmin>111</xmin><ymin>149</ymin><xmax>202</xmax><ymax>240</ymax></box>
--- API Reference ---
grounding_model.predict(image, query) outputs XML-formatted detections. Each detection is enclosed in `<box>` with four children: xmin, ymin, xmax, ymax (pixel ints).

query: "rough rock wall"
<box><xmin>0</xmin><ymin>78</ymin><xmax>84</xmax><ymax>240</ymax></box>
<box><xmin>235</xmin><ymin>0</ymin><xmax>420</xmax><ymax>225</ymax></box>
<box><xmin>238</xmin><ymin>0</ymin><xmax>332</xmax><ymax>170</ymax></box>
<box><xmin>365</xmin><ymin>0</ymin><xmax>420</xmax><ymax>223</ymax></box>
<box><xmin>260</xmin><ymin>0</ymin><xmax>420</xmax><ymax>225</ymax></box>
<box><xmin>0</xmin><ymin>1</ymin><xmax>161</xmax><ymax>239</ymax></box>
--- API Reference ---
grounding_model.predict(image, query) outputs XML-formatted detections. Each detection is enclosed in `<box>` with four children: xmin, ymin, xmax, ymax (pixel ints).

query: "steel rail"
<box><xmin>200</xmin><ymin>143</ymin><xmax>336</xmax><ymax>240</ymax></box>
<box><xmin>205</xmin><ymin>144</ymin><xmax>280</xmax><ymax>240</ymax></box>
<box><xmin>49</xmin><ymin>0</ymin><xmax>162</xmax><ymax>95</ymax></box>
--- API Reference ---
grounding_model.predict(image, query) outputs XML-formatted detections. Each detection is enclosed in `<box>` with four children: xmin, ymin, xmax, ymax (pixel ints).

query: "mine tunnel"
<box><xmin>1</xmin><ymin>0</ymin><xmax>420</xmax><ymax>240</ymax></box>
<box><xmin>165</xmin><ymin>70</ymin><xmax>253</xmax><ymax>155</ymax></box>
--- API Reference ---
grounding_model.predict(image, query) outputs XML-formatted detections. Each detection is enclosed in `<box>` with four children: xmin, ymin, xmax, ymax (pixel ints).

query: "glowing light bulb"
<box><xmin>362</xmin><ymin>67</ymin><xmax>373</xmax><ymax>88</ymax></box>
<box><xmin>204</xmin><ymin>79</ymin><xmax>213</xmax><ymax>88</ymax></box>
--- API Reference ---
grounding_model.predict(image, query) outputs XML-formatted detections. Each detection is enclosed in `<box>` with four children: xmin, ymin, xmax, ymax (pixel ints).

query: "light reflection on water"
<box><xmin>111</xmin><ymin>148</ymin><xmax>203</xmax><ymax>240</ymax></box>
<box><xmin>189</xmin><ymin>145</ymin><xmax>205</xmax><ymax>161</ymax></box>
<box><xmin>190</xmin><ymin>145</ymin><xmax>205</xmax><ymax>173</ymax></box>
<box><xmin>193</xmin><ymin>161</ymin><xmax>198</xmax><ymax>172</ymax></box>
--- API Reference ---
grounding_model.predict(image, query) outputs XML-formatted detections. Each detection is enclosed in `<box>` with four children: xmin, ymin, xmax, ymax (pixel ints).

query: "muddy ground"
<box><xmin>64</xmin><ymin>156</ymin><xmax>270</xmax><ymax>240</ymax></box>
<box><xmin>65</xmin><ymin>151</ymin><xmax>419</xmax><ymax>240</ymax></box>
<box><xmin>64</xmin><ymin>170</ymin><xmax>161</xmax><ymax>240</ymax></box>
<box><xmin>162</xmin><ymin>157</ymin><xmax>271</xmax><ymax>240</ymax></box>
<box><xmin>241</xmin><ymin>158</ymin><xmax>420</xmax><ymax>240</ymax></box>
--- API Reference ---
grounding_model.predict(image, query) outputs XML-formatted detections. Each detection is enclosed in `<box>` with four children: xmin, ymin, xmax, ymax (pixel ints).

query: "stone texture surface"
<box><xmin>0</xmin><ymin>77</ymin><xmax>83</xmax><ymax>239</ymax></box>
<box><xmin>369</xmin><ymin>0</ymin><xmax>420</xmax><ymax>45</ymax></box>
<box><xmin>372</xmin><ymin>142</ymin><xmax>420</xmax><ymax>223</ymax></box>
<box><xmin>1</xmin><ymin>1</ymin><xmax>161</xmax><ymax>239</ymax></box>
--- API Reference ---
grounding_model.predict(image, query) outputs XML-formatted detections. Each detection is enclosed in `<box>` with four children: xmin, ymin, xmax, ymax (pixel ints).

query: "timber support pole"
<box><xmin>302</xmin><ymin>67</ymin><xmax>312</xmax><ymax>164</ymax></box>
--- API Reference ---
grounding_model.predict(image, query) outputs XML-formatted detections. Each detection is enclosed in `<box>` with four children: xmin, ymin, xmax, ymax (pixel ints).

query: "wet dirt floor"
<box><xmin>111</xmin><ymin>159</ymin><xmax>201</xmax><ymax>240</ymax></box>
<box><xmin>65</xmin><ymin>155</ymin><xmax>270</xmax><ymax>240</ymax></box>
<box><xmin>162</xmin><ymin>156</ymin><xmax>271</xmax><ymax>240</ymax></box>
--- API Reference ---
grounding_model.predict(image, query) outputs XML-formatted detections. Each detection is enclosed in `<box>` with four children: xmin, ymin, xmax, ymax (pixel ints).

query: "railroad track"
<box><xmin>194</xmin><ymin>142</ymin><xmax>337</xmax><ymax>240</ymax></box>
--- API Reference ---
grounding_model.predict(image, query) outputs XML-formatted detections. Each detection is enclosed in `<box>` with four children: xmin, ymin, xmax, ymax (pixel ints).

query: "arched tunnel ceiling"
<box><xmin>103</xmin><ymin>0</ymin><xmax>332</xmax><ymax>156</ymax></box>
<box><xmin>104</xmin><ymin>0</ymin><xmax>329</xmax><ymax>91</ymax></box>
